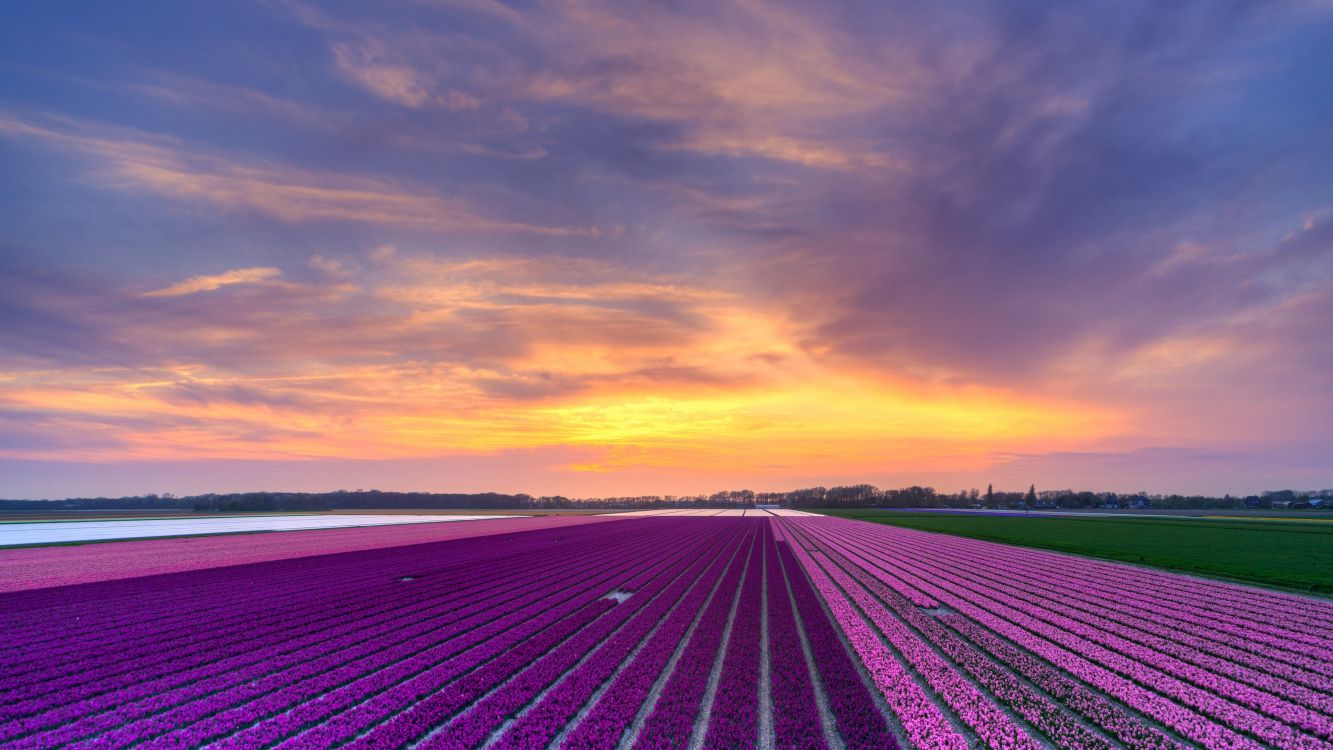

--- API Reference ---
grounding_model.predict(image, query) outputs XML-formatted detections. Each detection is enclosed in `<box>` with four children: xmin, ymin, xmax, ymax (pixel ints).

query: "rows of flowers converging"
<box><xmin>7</xmin><ymin>512</ymin><xmax>1330</xmax><ymax>750</ymax></box>
<box><xmin>777</xmin><ymin>516</ymin><xmax>1333</xmax><ymax>750</ymax></box>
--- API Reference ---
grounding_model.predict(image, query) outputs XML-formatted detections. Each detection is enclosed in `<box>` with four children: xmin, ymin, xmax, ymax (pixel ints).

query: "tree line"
<box><xmin>1</xmin><ymin>485</ymin><xmax>1329</xmax><ymax>512</ymax></box>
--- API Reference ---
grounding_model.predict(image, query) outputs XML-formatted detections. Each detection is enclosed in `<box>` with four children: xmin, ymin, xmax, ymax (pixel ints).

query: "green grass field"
<box><xmin>816</xmin><ymin>509</ymin><xmax>1333</xmax><ymax>594</ymax></box>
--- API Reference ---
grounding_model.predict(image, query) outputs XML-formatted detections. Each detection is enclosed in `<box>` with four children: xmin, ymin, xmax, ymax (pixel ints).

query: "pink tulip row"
<box><xmin>778</xmin><ymin>519</ymin><xmax>1187</xmax><ymax>750</ymax></box>
<box><xmin>806</xmin><ymin>548</ymin><xmax>1042</xmax><ymax>750</ymax></box>
<box><xmin>807</xmin><ymin>539</ymin><xmax>1118</xmax><ymax>749</ymax></box>
<box><xmin>809</xmin><ymin>519</ymin><xmax>1270</xmax><ymax>749</ymax></box>
<box><xmin>782</xmin><ymin>516</ymin><xmax>1333</xmax><ymax>750</ymax></box>
<box><xmin>825</xmin><ymin>521</ymin><xmax>1333</xmax><ymax>725</ymax></box>
<box><xmin>821</xmin><ymin>522</ymin><xmax>1333</xmax><ymax>746</ymax></box>
<box><xmin>909</xmin><ymin>534</ymin><xmax>1333</xmax><ymax>690</ymax></box>
<box><xmin>882</xmin><ymin>526</ymin><xmax>1333</xmax><ymax>673</ymax></box>
<box><xmin>785</xmin><ymin>537</ymin><xmax>970</xmax><ymax>749</ymax></box>
<box><xmin>891</xmin><ymin>522</ymin><xmax>1333</xmax><ymax>649</ymax></box>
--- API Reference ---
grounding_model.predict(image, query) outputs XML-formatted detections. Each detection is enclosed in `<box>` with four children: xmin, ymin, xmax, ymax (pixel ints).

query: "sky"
<box><xmin>1</xmin><ymin>1</ymin><xmax>1331</xmax><ymax>500</ymax></box>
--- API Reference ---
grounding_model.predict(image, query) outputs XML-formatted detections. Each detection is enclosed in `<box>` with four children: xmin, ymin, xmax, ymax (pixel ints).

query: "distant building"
<box><xmin>1127</xmin><ymin>496</ymin><xmax>1151</xmax><ymax>510</ymax></box>
<box><xmin>1243</xmin><ymin>496</ymin><xmax>1265</xmax><ymax>509</ymax></box>
<box><xmin>755</xmin><ymin>503</ymin><xmax>780</xmax><ymax>510</ymax></box>
<box><xmin>1099</xmin><ymin>500</ymin><xmax>1121</xmax><ymax>509</ymax></box>
<box><xmin>1033</xmin><ymin>500</ymin><xmax>1058</xmax><ymax>510</ymax></box>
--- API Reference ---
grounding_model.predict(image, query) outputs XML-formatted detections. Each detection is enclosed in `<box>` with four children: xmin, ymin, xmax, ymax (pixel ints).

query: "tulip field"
<box><xmin>1</xmin><ymin>511</ymin><xmax>1330</xmax><ymax>748</ymax></box>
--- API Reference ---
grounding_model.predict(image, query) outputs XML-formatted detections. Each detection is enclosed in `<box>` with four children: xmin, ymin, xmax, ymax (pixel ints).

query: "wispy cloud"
<box><xmin>140</xmin><ymin>267</ymin><xmax>282</xmax><ymax>298</ymax></box>
<box><xmin>0</xmin><ymin>112</ymin><xmax>583</xmax><ymax>235</ymax></box>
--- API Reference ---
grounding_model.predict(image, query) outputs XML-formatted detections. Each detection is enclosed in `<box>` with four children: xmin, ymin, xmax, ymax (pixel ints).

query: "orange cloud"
<box><xmin>0</xmin><ymin>251</ymin><xmax>1123</xmax><ymax>475</ymax></box>
<box><xmin>140</xmin><ymin>267</ymin><xmax>282</xmax><ymax>298</ymax></box>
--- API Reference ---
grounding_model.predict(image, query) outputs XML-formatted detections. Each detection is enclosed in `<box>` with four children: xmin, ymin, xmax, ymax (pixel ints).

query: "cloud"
<box><xmin>0</xmin><ymin>112</ymin><xmax>583</xmax><ymax>235</ymax></box>
<box><xmin>3</xmin><ymin>0</ymin><xmax>1333</xmax><ymax>493</ymax></box>
<box><xmin>332</xmin><ymin>40</ymin><xmax>432</xmax><ymax>107</ymax></box>
<box><xmin>140</xmin><ymin>267</ymin><xmax>282</xmax><ymax>298</ymax></box>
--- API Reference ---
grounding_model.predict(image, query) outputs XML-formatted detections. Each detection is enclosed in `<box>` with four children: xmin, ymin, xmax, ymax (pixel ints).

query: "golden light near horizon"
<box><xmin>1</xmin><ymin>0</ymin><xmax>1331</xmax><ymax>498</ymax></box>
<box><xmin>0</xmin><ymin>256</ymin><xmax>1122</xmax><ymax>478</ymax></box>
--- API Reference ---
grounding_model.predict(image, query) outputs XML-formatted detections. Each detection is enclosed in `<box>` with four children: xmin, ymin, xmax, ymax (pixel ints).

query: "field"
<box><xmin>818</xmin><ymin>509</ymin><xmax>1333</xmax><ymax>594</ymax></box>
<box><xmin>2</xmin><ymin>511</ymin><xmax>1330</xmax><ymax>749</ymax></box>
<box><xmin>0</xmin><ymin>514</ymin><xmax>528</xmax><ymax>547</ymax></box>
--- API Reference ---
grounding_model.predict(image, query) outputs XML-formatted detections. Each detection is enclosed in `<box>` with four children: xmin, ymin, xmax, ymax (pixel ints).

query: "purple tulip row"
<box><xmin>1</xmin><ymin>519</ymin><xmax>709</xmax><ymax>749</ymax></box>
<box><xmin>0</xmin><ymin>531</ymin><xmax>619</xmax><ymax>732</ymax></box>
<box><xmin>1</xmin><ymin>523</ymin><xmax>678</xmax><ymax>745</ymax></box>
<box><xmin>818</xmin><ymin>521</ymin><xmax>1333</xmax><ymax>746</ymax></box>
<box><xmin>763</xmin><ymin>524</ymin><xmax>827</xmax><ymax>750</ymax></box>
<box><xmin>559</xmin><ymin>526</ymin><xmax>751</xmax><ymax>748</ymax></box>
<box><xmin>0</xmin><ymin>524</ymin><xmax>609</xmax><ymax>703</ymax></box>
<box><xmin>397</xmin><ymin>523</ymin><xmax>733</xmax><ymax>750</ymax></box>
<box><xmin>98</xmin><ymin>527</ymin><xmax>697</xmax><ymax>750</ymax></box>
<box><xmin>281</xmin><ymin>520</ymin><xmax>725</xmax><ymax>750</ymax></box>
<box><xmin>0</xmin><ymin>527</ymin><xmax>545</xmax><ymax>662</ymax></box>
<box><xmin>489</xmin><ymin>524</ymin><xmax>746</xmax><ymax>750</ymax></box>
<box><xmin>785</xmin><ymin>516</ymin><xmax>1333</xmax><ymax>750</ymax></box>
<box><xmin>633</xmin><ymin>529</ymin><xmax>758</xmax><ymax>749</ymax></box>
<box><xmin>784</xmin><ymin>536</ymin><xmax>970</xmax><ymax>749</ymax></box>
<box><xmin>773</xmin><ymin>539</ymin><xmax>897</xmax><ymax>749</ymax></box>
<box><xmin>700</xmin><ymin>520</ymin><xmax>764</xmax><ymax>749</ymax></box>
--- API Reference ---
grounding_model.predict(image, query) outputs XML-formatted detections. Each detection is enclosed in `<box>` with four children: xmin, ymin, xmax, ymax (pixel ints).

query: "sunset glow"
<box><xmin>2</xmin><ymin>1</ymin><xmax>1331</xmax><ymax>497</ymax></box>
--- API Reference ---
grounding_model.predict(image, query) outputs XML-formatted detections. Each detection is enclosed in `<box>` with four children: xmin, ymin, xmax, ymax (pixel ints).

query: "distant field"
<box><xmin>0</xmin><ymin>507</ymin><xmax>615</xmax><ymax>523</ymax></box>
<box><xmin>817</xmin><ymin>509</ymin><xmax>1333</xmax><ymax>594</ymax></box>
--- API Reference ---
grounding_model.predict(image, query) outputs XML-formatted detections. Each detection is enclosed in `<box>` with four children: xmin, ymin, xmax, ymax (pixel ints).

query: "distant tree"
<box><xmin>985</xmin><ymin>484</ymin><xmax>994</xmax><ymax>505</ymax></box>
<box><xmin>1025</xmin><ymin>484</ymin><xmax>1037</xmax><ymax>505</ymax></box>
